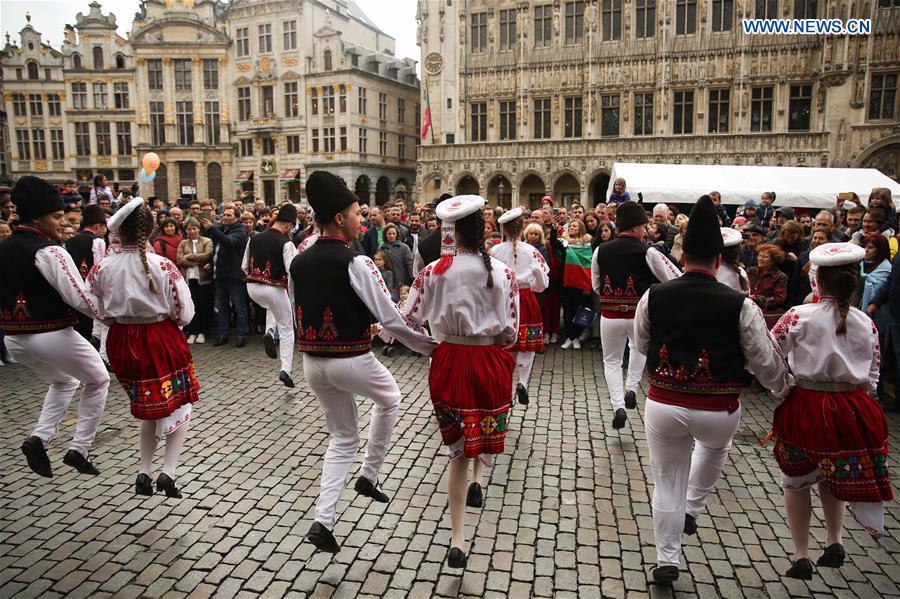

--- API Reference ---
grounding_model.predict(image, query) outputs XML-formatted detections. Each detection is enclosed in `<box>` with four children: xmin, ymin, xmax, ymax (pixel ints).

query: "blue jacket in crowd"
<box><xmin>870</xmin><ymin>253</ymin><xmax>900</xmax><ymax>320</ymax></box>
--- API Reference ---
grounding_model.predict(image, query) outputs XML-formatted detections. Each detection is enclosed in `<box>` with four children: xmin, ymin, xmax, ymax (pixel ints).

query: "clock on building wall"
<box><xmin>261</xmin><ymin>159</ymin><xmax>276</xmax><ymax>176</ymax></box>
<box><xmin>424</xmin><ymin>52</ymin><xmax>443</xmax><ymax>75</ymax></box>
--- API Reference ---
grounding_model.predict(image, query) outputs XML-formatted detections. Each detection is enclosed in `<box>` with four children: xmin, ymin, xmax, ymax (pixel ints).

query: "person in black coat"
<box><xmin>362</xmin><ymin>206</ymin><xmax>386</xmax><ymax>257</ymax></box>
<box><xmin>201</xmin><ymin>206</ymin><xmax>250</xmax><ymax>347</ymax></box>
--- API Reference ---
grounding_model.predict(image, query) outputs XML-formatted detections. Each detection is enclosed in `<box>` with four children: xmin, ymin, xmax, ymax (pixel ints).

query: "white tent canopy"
<box><xmin>606</xmin><ymin>162</ymin><xmax>900</xmax><ymax>209</ymax></box>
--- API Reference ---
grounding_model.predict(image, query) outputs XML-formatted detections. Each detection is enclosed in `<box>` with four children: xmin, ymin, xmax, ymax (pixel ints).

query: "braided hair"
<box><xmin>118</xmin><ymin>203</ymin><xmax>159</xmax><ymax>294</ymax></box>
<box><xmin>816</xmin><ymin>263</ymin><xmax>859</xmax><ymax>336</ymax></box>
<box><xmin>502</xmin><ymin>215</ymin><xmax>525</xmax><ymax>270</ymax></box>
<box><xmin>456</xmin><ymin>209</ymin><xmax>493</xmax><ymax>289</ymax></box>
<box><xmin>721</xmin><ymin>245</ymin><xmax>748</xmax><ymax>292</ymax></box>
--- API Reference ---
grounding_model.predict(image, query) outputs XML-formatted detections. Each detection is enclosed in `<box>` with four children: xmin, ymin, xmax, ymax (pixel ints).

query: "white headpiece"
<box><xmin>435</xmin><ymin>195</ymin><xmax>486</xmax><ymax>256</ymax></box>
<box><xmin>497</xmin><ymin>207</ymin><xmax>523</xmax><ymax>226</ymax></box>
<box><xmin>107</xmin><ymin>197</ymin><xmax>144</xmax><ymax>233</ymax></box>
<box><xmin>720</xmin><ymin>227</ymin><xmax>742</xmax><ymax>248</ymax></box>
<box><xmin>809</xmin><ymin>242</ymin><xmax>865</xmax><ymax>267</ymax></box>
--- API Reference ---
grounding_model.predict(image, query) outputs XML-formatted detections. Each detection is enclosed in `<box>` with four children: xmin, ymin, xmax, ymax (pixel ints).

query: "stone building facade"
<box><xmin>1</xmin><ymin>4</ymin><xmax>135</xmax><ymax>192</ymax></box>
<box><xmin>130</xmin><ymin>0</ymin><xmax>232</xmax><ymax>204</ymax></box>
<box><xmin>416</xmin><ymin>0</ymin><xmax>900</xmax><ymax>209</ymax></box>
<box><xmin>0</xmin><ymin>0</ymin><xmax>419</xmax><ymax>206</ymax></box>
<box><xmin>226</xmin><ymin>0</ymin><xmax>419</xmax><ymax>205</ymax></box>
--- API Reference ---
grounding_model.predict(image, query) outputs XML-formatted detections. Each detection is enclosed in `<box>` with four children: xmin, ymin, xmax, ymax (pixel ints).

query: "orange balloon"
<box><xmin>142</xmin><ymin>152</ymin><xmax>160</xmax><ymax>172</ymax></box>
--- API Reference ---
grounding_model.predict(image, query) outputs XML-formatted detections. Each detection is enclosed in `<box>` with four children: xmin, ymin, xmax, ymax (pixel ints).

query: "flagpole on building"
<box><xmin>428</xmin><ymin>81</ymin><xmax>435</xmax><ymax>146</ymax></box>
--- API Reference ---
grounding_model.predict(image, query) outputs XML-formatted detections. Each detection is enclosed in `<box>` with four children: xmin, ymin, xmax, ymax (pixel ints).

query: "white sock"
<box><xmin>139</xmin><ymin>420</ymin><xmax>158</xmax><ymax>476</ymax></box>
<box><xmin>162</xmin><ymin>422</ymin><xmax>189</xmax><ymax>478</ymax></box>
<box><xmin>517</xmin><ymin>352</ymin><xmax>535</xmax><ymax>387</ymax></box>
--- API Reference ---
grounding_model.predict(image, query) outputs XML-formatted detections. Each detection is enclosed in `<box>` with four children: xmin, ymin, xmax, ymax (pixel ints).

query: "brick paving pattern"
<box><xmin>0</xmin><ymin>338</ymin><xmax>899</xmax><ymax>598</ymax></box>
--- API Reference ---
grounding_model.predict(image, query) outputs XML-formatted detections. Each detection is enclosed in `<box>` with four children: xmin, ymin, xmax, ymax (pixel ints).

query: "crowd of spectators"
<box><xmin>1</xmin><ymin>179</ymin><xmax>899</xmax><ymax>409</ymax></box>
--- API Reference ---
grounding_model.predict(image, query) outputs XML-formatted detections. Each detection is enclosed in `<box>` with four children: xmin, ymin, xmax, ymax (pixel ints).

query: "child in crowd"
<box><xmin>373</xmin><ymin>250</ymin><xmax>397</xmax><ymax>302</ymax></box>
<box><xmin>608</xmin><ymin>178</ymin><xmax>631</xmax><ymax>206</ymax></box>
<box><xmin>382</xmin><ymin>285</ymin><xmax>411</xmax><ymax>357</ymax></box>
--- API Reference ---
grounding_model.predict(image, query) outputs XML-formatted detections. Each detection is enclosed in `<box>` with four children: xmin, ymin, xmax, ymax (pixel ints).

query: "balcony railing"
<box><xmin>248</xmin><ymin>116</ymin><xmax>282</xmax><ymax>134</ymax></box>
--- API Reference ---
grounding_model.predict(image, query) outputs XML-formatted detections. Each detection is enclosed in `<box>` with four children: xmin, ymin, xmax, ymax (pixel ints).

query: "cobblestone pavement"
<box><xmin>1</xmin><ymin>337</ymin><xmax>899</xmax><ymax>599</ymax></box>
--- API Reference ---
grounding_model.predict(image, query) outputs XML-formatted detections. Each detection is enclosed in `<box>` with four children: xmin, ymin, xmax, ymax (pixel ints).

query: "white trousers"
<box><xmin>247</xmin><ymin>282</ymin><xmax>294</xmax><ymax>374</ymax></box>
<box><xmin>600</xmin><ymin>316</ymin><xmax>646</xmax><ymax>411</ymax></box>
<box><xmin>303</xmin><ymin>352</ymin><xmax>401</xmax><ymax>529</ymax></box>
<box><xmin>645</xmin><ymin>399</ymin><xmax>741</xmax><ymax>567</ymax></box>
<box><xmin>5</xmin><ymin>327</ymin><xmax>110</xmax><ymax>457</ymax></box>
<box><xmin>92</xmin><ymin>321</ymin><xmax>109</xmax><ymax>362</ymax></box>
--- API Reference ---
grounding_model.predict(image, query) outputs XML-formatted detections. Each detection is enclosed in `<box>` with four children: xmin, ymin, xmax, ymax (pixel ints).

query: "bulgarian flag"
<box><xmin>421</xmin><ymin>85</ymin><xmax>432</xmax><ymax>141</ymax></box>
<box><xmin>563</xmin><ymin>245</ymin><xmax>593</xmax><ymax>291</ymax></box>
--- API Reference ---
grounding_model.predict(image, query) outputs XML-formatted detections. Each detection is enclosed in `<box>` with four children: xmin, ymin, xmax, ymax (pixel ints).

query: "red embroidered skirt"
<box><xmin>772</xmin><ymin>387</ymin><xmax>891</xmax><ymax>503</ymax></box>
<box><xmin>429</xmin><ymin>342</ymin><xmax>515</xmax><ymax>458</ymax></box>
<box><xmin>511</xmin><ymin>288</ymin><xmax>544</xmax><ymax>352</ymax></box>
<box><xmin>107</xmin><ymin>319</ymin><xmax>200</xmax><ymax>420</ymax></box>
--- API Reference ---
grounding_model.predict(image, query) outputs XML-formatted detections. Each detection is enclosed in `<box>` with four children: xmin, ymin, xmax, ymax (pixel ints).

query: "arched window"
<box><xmin>72</xmin><ymin>54</ymin><xmax>82</xmax><ymax>69</ymax></box>
<box><xmin>115</xmin><ymin>54</ymin><xmax>125</xmax><ymax>69</ymax></box>
<box><xmin>26</xmin><ymin>61</ymin><xmax>39</xmax><ymax>80</ymax></box>
<box><xmin>323</xmin><ymin>50</ymin><xmax>332</xmax><ymax>71</ymax></box>
<box><xmin>207</xmin><ymin>163</ymin><xmax>223</xmax><ymax>202</ymax></box>
<box><xmin>93</xmin><ymin>46</ymin><xmax>104</xmax><ymax>70</ymax></box>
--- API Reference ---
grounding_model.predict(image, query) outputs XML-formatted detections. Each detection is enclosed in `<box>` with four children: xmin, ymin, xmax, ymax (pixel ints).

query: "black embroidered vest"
<box><xmin>417</xmin><ymin>229</ymin><xmax>441</xmax><ymax>267</ymax></box>
<box><xmin>65</xmin><ymin>230</ymin><xmax>98</xmax><ymax>280</ymax></box>
<box><xmin>290</xmin><ymin>236</ymin><xmax>374</xmax><ymax>357</ymax></box>
<box><xmin>645</xmin><ymin>271</ymin><xmax>746</xmax><ymax>411</ymax></box>
<box><xmin>0</xmin><ymin>228</ymin><xmax>79</xmax><ymax>335</ymax></box>
<box><xmin>246</xmin><ymin>228</ymin><xmax>289</xmax><ymax>287</ymax></box>
<box><xmin>592</xmin><ymin>236</ymin><xmax>657</xmax><ymax>314</ymax></box>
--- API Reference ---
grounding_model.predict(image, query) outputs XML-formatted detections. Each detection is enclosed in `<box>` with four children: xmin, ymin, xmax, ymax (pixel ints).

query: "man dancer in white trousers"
<box><xmin>291</xmin><ymin>171</ymin><xmax>436</xmax><ymax>553</ymax></box>
<box><xmin>243</xmin><ymin>203</ymin><xmax>298</xmax><ymax>387</ymax></box>
<box><xmin>591</xmin><ymin>201</ymin><xmax>680</xmax><ymax>430</ymax></box>
<box><xmin>0</xmin><ymin>176</ymin><xmax>110</xmax><ymax>478</ymax></box>
<box><xmin>633</xmin><ymin>196</ymin><xmax>792</xmax><ymax>584</ymax></box>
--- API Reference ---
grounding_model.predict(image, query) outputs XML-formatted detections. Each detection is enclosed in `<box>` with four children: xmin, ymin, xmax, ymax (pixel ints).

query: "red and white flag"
<box><xmin>421</xmin><ymin>86</ymin><xmax>432</xmax><ymax>142</ymax></box>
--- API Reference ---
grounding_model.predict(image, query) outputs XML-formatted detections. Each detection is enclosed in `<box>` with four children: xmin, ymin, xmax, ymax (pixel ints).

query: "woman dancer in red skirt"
<box><xmin>403</xmin><ymin>195</ymin><xmax>519</xmax><ymax>568</ymax></box>
<box><xmin>89</xmin><ymin>198</ymin><xmax>199</xmax><ymax>498</ymax></box>
<box><xmin>770</xmin><ymin>242</ymin><xmax>891</xmax><ymax>579</ymax></box>
<box><xmin>491</xmin><ymin>207</ymin><xmax>549</xmax><ymax>407</ymax></box>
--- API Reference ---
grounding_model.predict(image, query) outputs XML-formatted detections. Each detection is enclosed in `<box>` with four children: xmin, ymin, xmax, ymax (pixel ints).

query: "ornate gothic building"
<box><xmin>416</xmin><ymin>0</ymin><xmax>900</xmax><ymax>208</ymax></box>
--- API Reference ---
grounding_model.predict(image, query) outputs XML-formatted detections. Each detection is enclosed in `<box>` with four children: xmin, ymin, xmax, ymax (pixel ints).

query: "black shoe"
<box><xmin>279</xmin><ymin>370</ymin><xmax>295</xmax><ymax>388</ymax></box>
<box><xmin>213</xmin><ymin>336</ymin><xmax>229</xmax><ymax>347</ymax></box>
<box><xmin>447</xmin><ymin>547</ymin><xmax>467</xmax><ymax>568</ymax></box>
<box><xmin>684</xmin><ymin>514</ymin><xmax>697</xmax><ymax>536</ymax></box>
<box><xmin>263</xmin><ymin>333</ymin><xmax>277</xmax><ymax>359</ymax></box>
<box><xmin>785</xmin><ymin>557</ymin><xmax>814</xmax><ymax>580</ymax></box>
<box><xmin>650</xmin><ymin>565</ymin><xmax>679</xmax><ymax>583</ymax></box>
<box><xmin>63</xmin><ymin>449</ymin><xmax>100</xmax><ymax>475</ymax></box>
<box><xmin>612</xmin><ymin>408</ymin><xmax>627</xmax><ymax>430</ymax></box>
<box><xmin>156</xmin><ymin>473</ymin><xmax>182</xmax><ymax>498</ymax></box>
<box><xmin>135</xmin><ymin>473</ymin><xmax>153</xmax><ymax>496</ymax></box>
<box><xmin>466</xmin><ymin>482</ymin><xmax>483</xmax><ymax>508</ymax></box>
<box><xmin>235</xmin><ymin>337</ymin><xmax>246</xmax><ymax>348</ymax></box>
<box><xmin>21</xmin><ymin>436</ymin><xmax>52</xmax><ymax>478</ymax></box>
<box><xmin>816</xmin><ymin>544</ymin><xmax>846</xmax><ymax>568</ymax></box>
<box><xmin>307</xmin><ymin>521</ymin><xmax>340</xmax><ymax>553</ymax></box>
<box><xmin>516</xmin><ymin>383</ymin><xmax>529</xmax><ymax>406</ymax></box>
<box><xmin>90</xmin><ymin>335</ymin><xmax>101</xmax><ymax>350</ymax></box>
<box><xmin>624</xmin><ymin>390</ymin><xmax>637</xmax><ymax>410</ymax></box>
<box><xmin>354</xmin><ymin>476</ymin><xmax>389</xmax><ymax>503</ymax></box>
